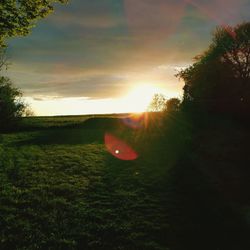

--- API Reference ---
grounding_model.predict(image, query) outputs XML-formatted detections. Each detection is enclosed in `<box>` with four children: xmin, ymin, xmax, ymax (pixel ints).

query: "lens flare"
<box><xmin>185</xmin><ymin>0</ymin><xmax>243</xmax><ymax>38</ymax></box>
<box><xmin>124</xmin><ymin>0</ymin><xmax>244</xmax><ymax>42</ymax></box>
<box><xmin>124</xmin><ymin>0</ymin><xmax>186</xmax><ymax>41</ymax></box>
<box><xmin>105</xmin><ymin>133</ymin><xmax>138</xmax><ymax>161</ymax></box>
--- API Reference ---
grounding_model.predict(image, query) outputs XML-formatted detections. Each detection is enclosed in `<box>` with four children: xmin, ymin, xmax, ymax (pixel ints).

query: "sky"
<box><xmin>4</xmin><ymin>0</ymin><xmax>250</xmax><ymax>116</ymax></box>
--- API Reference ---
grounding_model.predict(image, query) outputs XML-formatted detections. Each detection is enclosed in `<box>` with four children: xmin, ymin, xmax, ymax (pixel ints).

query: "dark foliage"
<box><xmin>178</xmin><ymin>22</ymin><xmax>250</xmax><ymax>118</ymax></box>
<box><xmin>166</xmin><ymin>98</ymin><xmax>181</xmax><ymax>113</ymax></box>
<box><xmin>0</xmin><ymin>0</ymin><xmax>68</xmax><ymax>47</ymax></box>
<box><xmin>0</xmin><ymin>48</ymin><xmax>9</xmax><ymax>71</ymax></box>
<box><xmin>0</xmin><ymin>77</ymin><xmax>25</xmax><ymax>131</ymax></box>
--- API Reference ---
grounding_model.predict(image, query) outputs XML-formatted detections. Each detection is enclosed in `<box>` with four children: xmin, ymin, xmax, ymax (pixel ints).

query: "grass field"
<box><xmin>0</xmin><ymin>113</ymin><xmax>250</xmax><ymax>249</ymax></box>
<box><xmin>19</xmin><ymin>114</ymin><xmax>129</xmax><ymax>130</ymax></box>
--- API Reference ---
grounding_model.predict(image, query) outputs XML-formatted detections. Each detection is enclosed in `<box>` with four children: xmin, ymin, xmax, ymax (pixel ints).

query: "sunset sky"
<box><xmin>4</xmin><ymin>0</ymin><xmax>250</xmax><ymax>116</ymax></box>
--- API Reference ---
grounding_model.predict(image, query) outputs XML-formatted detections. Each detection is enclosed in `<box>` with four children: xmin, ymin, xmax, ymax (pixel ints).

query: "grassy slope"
<box><xmin>0</xmin><ymin>114</ymin><xmax>249</xmax><ymax>249</ymax></box>
<box><xmin>0</xmin><ymin>115</ymin><xmax>177</xmax><ymax>250</ymax></box>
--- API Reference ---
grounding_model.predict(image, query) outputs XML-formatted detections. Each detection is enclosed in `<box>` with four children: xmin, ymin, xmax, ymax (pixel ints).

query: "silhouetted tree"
<box><xmin>148</xmin><ymin>93</ymin><xmax>167</xmax><ymax>112</ymax></box>
<box><xmin>0</xmin><ymin>0</ymin><xmax>58</xmax><ymax>126</ymax></box>
<box><xmin>24</xmin><ymin>107</ymin><xmax>35</xmax><ymax>117</ymax></box>
<box><xmin>0</xmin><ymin>77</ymin><xmax>26</xmax><ymax>131</ymax></box>
<box><xmin>177</xmin><ymin>22</ymin><xmax>250</xmax><ymax>117</ymax></box>
<box><xmin>0</xmin><ymin>0</ymin><xmax>68</xmax><ymax>47</ymax></box>
<box><xmin>166</xmin><ymin>98</ymin><xmax>181</xmax><ymax>112</ymax></box>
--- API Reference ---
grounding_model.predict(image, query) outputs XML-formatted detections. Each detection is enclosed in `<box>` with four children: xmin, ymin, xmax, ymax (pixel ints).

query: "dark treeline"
<box><xmin>161</xmin><ymin>22</ymin><xmax>250</xmax><ymax>249</ymax></box>
<box><xmin>178</xmin><ymin>22</ymin><xmax>250</xmax><ymax>121</ymax></box>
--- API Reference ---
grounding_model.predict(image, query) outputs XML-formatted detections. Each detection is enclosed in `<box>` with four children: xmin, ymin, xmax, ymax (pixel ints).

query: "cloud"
<box><xmin>33</xmin><ymin>97</ymin><xmax>45</xmax><ymax>101</ymax></box>
<box><xmin>186</xmin><ymin>0</ymin><xmax>249</xmax><ymax>25</ymax></box>
<box><xmin>46</xmin><ymin>0</ymin><xmax>125</xmax><ymax>30</ymax></box>
<box><xmin>5</xmin><ymin>0</ymin><xmax>250</xmax><ymax>104</ymax></box>
<box><xmin>6</xmin><ymin>65</ymin><xmax>130</xmax><ymax>99</ymax></box>
<box><xmin>49</xmin><ymin>11</ymin><xmax>123</xmax><ymax>29</ymax></box>
<box><xmin>124</xmin><ymin>0</ymin><xmax>186</xmax><ymax>40</ymax></box>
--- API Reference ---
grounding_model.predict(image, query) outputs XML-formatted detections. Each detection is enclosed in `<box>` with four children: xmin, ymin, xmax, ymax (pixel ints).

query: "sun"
<box><xmin>122</xmin><ymin>84</ymin><xmax>164</xmax><ymax>113</ymax></box>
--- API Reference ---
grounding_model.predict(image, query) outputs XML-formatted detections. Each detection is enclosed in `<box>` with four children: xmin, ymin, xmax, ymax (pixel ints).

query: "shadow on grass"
<box><xmin>165</xmin><ymin>156</ymin><xmax>250</xmax><ymax>250</ymax></box>
<box><xmin>17</xmin><ymin>117</ymin><xmax>127</xmax><ymax>131</ymax></box>
<box><xmin>3</xmin><ymin>114</ymin><xmax>249</xmax><ymax>249</ymax></box>
<box><xmin>10</xmin><ymin>118</ymin><xmax>130</xmax><ymax>146</ymax></box>
<box><xmin>11</xmin><ymin>128</ymin><xmax>105</xmax><ymax>146</ymax></box>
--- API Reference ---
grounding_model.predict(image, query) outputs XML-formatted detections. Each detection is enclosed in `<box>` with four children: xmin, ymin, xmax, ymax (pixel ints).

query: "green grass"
<box><xmin>0</xmin><ymin>113</ymin><xmax>250</xmax><ymax>249</ymax></box>
<box><xmin>20</xmin><ymin>114</ymin><xmax>129</xmax><ymax>130</ymax></box>
<box><xmin>0</xmin><ymin>114</ymin><xmax>178</xmax><ymax>250</ymax></box>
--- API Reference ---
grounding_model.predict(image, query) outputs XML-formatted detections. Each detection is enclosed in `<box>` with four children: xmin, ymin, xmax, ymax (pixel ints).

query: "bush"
<box><xmin>177</xmin><ymin>22</ymin><xmax>250</xmax><ymax>117</ymax></box>
<box><xmin>0</xmin><ymin>76</ymin><xmax>26</xmax><ymax>131</ymax></box>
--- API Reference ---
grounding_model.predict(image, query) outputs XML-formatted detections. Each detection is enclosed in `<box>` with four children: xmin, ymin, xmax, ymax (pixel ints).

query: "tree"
<box><xmin>214</xmin><ymin>23</ymin><xmax>250</xmax><ymax>82</ymax></box>
<box><xmin>0</xmin><ymin>48</ymin><xmax>9</xmax><ymax>71</ymax></box>
<box><xmin>0</xmin><ymin>0</ymin><xmax>65</xmax><ymax>128</ymax></box>
<box><xmin>0</xmin><ymin>77</ymin><xmax>26</xmax><ymax>131</ymax></box>
<box><xmin>177</xmin><ymin>22</ymin><xmax>250</xmax><ymax>116</ymax></box>
<box><xmin>24</xmin><ymin>107</ymin><xmax>35</xmax><ymax>117</ymax></box>
<box><xmin>166</xmin><ymin>98</ymin><xmax>181</xmax><ymax>112</ymax></box>
<box><xmin>0</xmin><ymin>0</ymin><xmax>68</xmax><ymax>47</ymax></box>
<box><xmin>148</xmin><ymin>93</ymin><xmax>167</xmax><ymax>112</ymax></box>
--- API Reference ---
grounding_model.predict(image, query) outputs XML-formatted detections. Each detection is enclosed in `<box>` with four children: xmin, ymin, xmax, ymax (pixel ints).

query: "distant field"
<box><xmin>20</xmin><ymin>113</ymin><xmax>130</xmax><ymax>129</ymax></box>
<box><xmin>1</xmin><ymin>113</ymin><xmax>249</xmax><ymax>249</ymax></box>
